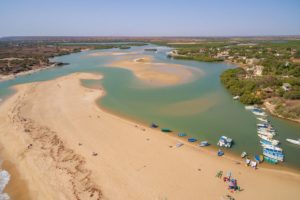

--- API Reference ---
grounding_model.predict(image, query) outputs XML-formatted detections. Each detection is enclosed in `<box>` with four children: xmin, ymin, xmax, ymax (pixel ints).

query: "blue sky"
<box><xmin>0</xmin><ymin>0</ymin><xmax>300</xmax><ymax>36</ymax></box>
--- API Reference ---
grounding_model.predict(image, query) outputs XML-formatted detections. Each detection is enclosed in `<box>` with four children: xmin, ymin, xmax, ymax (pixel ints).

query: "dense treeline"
<box><xmin>220</xmin><ymin>68</ymin><xmax>262</xmax><ymax>104</ymax></box>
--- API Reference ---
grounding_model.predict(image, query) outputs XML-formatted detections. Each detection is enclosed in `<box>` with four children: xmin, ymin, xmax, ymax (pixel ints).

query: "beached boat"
<box><xmin>241</xmin><ymin>151</ymin><xmax>247</xmax><ymax>158</ymax></box>
<box><xmin>188</xmin><ymin>138</ymin><xmax>197</xmax><ymax>142</ymax></box>
<box><xmin>199</xmin><ymin>141</ymin><xmax>209</xmax><ymax>147</ymax></box>
<box><xmin>286</xmin><ymin>138</ymin><xmax>300</xmax><ymax>145</ymax></box>
<box><xmin>233</xmin><ymin>96</ymin><xmax>240</xmax><ymax>100</ymax></box>
<box><xmin>178</xmin><ymin>133</ymin><xmax>187</xmax><ymax>137</ymax></box>
<box><xmin>161</xmin><ymin>128</ymin><xmax>171</xmax><ymax>132</ymax></box>
<box><xmin>257</xmin><ymin>127</ymin><xmax>276</xmax><ymax>132</ymax></box>
<box><xmin>217</xmin><ymin>149</ymin><xmax>224</xmax><ymax>156</ymax></box>
<box><xmin>258</xmin><ymin>134</ymin><xmax>279</xmax><ymax>145</ymax></box>
<box><xmin>217</xmin><ymin>136</ymin><xmax>233</xmax><ymax>148</ymax></box>
<box><xmin>176</xmin><ymin>142</ymin><xmax>184</xmax><ymax>148</ymax></box>
<box><xmin>150</xmin><ymin>123</ymin><xmax>159</xmax><ymax>128</ymax></box>
<box><xmin>263</xmin><ymin>149</ymin><xmax>284</xmax><ymax>162</ymax></box>
<box><xmin>255</xmin><ymin>155</ymin><xmax>264</xmax><ymax>163</ymax></box>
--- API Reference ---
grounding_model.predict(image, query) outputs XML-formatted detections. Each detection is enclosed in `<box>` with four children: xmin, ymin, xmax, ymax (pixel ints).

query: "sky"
<box><xmin>0</xmin><ymin>0</ymin><xmax>300</xmax><ymax>37</ymax></box>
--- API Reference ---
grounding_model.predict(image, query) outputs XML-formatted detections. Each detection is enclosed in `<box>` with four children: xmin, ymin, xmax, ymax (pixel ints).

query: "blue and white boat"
<box><xmin>188</xmin><ymin>138</ymin><xmax>197</xmax><ymax>142</ymax></box>
<box><xmin>263</xmin><ymin>149</ymin><xmax>284</xmax><ymax>162</ymax></box>
<box><xmin>178</xmin><ymin>133</ymin><xmax>187</xmax><ymax>137</ymax></box>
<box><xmin>252</xmin><ymin>108</ymin><xmax>266</xmax><ymax>116</ymax></box>
<box><xmin>199</xmin><ymin>141</ymin><xmax>209</xmax><ymax>147</ymax></box>
<box><xmin>261</xmin><ymin>144</ymin><xmax>283</xmax><ymax>152</ymax></box>
<box><xmin>258</xmin><ymin>135</ymin><xmax>280</xmax><ymax>145</ymax></box>
<box><xmin>217</xmin><ymin>136</ymin><xmax>233</xmax><ymax>148</ymax></box>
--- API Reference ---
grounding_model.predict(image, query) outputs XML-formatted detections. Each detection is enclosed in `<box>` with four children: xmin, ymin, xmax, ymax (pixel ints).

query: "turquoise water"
<box><xmin>1</xmin><ymin>45</ymin><xmax>300</xmax><ymax>170</ymax></box>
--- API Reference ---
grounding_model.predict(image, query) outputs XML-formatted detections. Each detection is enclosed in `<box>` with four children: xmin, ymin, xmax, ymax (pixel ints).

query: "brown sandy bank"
<box><xmin>0</xmin><ymin>73</ymin><xmax>299</xmax><ymax>200</ymax></box>
<box><xmin>110</xmin><ymin>56</ymin><xmax>201</xmax><ymax>86</ymax></box>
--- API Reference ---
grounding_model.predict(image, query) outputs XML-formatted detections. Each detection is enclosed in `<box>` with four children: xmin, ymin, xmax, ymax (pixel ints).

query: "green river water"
<box><xmin>1</xmin><ymin>44</ymin><xmax>299</xmax><ymax>171</ymax></box>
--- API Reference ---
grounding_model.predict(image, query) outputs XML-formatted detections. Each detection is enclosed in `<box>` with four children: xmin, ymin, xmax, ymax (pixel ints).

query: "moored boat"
<box><xmin>245</xmin><ymin>105</ymin><xmax>256</xmax><ymax>110</ymax></box>
<box><xmin>257</xmin><ymin>117</ymin><xmax>269</xmax><ymax>123</ymax></box>
<box><xmin>161</xmin><ymin>128</ymin><xmax>171</xmax><ymax>132</ymax></box>
<box><xmin>264</xmin><ymin>156</ymin><xmax>278</xmax><ymax>164</ymax></box>
<box><xmin>188</xmin><ymin>138</ymin><xmax>197</xmax><ymax>142</ymax></box>
<box><xmin>263</xmin><ymin>149</ymin><xmax>284</xmax><ymax>162</ymax></box>
<box><xmin>286</xmin><ymin>138</ymin><xmax>300</xmax><ymax>145</ymax></box>
<box><xmin>199</xmin><ymin>141</ymin><xmax>209</xmax><ymax>147</ymax></box>
<box><xmin>217</xmin><ymin>149</ymin><xmax>224</xmax><ymax>156</ymax></box>
<box><xmin>261</xmin><ymin>144</ymin><xmax>283</xmax><ymax>152</ymax></box>
<box><xmin>178</xmin><ymin>133</ymin><xmax>187</xmax><ymax>137</ymax></box>
<box><xmin>258</xmin><ymin>134</ymin><xmax>279</xmax><ymax>145</ymax></box>
<box><xmin>217</xmin><ymin>136</ymin><xmax>233</xmax><ymax>148</ymax></box>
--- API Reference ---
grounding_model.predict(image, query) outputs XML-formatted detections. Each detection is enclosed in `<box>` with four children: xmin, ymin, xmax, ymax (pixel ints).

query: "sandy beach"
<box><xmin>110</xmin><ymin>56</ymin><xmax>200</xmax><ymax>86</ymax></box>
<box><xmin>0</xmin><ymin>72</ymin><xmax>300</xmax><ymax>200</ymax></box>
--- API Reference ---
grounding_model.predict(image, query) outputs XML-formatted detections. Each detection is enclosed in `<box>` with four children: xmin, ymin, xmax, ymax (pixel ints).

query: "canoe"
<box><xmin>217</xmin><ymin>149</ymin><xmax>224</xmax><ymax>156</ymax></box>
<box><xmin>188</xmin><ymin>138</ymin><xmax>197</xmax><ymax>142</ymax></box>
<box><xmin>150</xmin><ymin>123</ymin><xmax>158</xmax><ymax>128</ymax></box>
<box><xmin>161</xmin><ymin>128</ymin><xmax>171</xmax><ymax>132</ymax></box>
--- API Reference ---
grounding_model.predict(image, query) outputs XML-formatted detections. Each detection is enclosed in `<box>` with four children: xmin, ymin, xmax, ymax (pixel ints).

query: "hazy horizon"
<box><xmin>1</xmin><ymin>0</ymin><xmax>300</xmax><ymax>37</ymax></box>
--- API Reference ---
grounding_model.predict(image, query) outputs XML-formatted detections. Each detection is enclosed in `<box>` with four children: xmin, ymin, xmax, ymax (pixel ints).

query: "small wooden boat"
<box><xmin>188</xmin><ymin>138</ymin><xmax>197</xmax><ymax>142</ymax></box>
<box><xmin>199</xmin><ymin>141</ymin><xmax>209</xmax><ymax>147</ymax></box>
<box><xmin>176</xmin><ymin>142</ymin><xmax>184</xmax><ymax>148</ymax></box>
<box><xmin>255</xmin><ymin>155</ymin><xmax>264</xmax><ymax>163</ymax></box>
<box><xmin>150</xmin><ymin>123</ymin><xmax>158</xmax><ymax>128</ymax></box>
<box><xmin>161</xmin><ymin>128</ymin><xmax>171</xmax><ymax>132</ymax></box>
<box><xmin>178</xmin><ymin>133</ymin><xmax>187</xmax><ymax>137</ymax></box>
<box><xmin>217</xmin><ymin>149</ymin><xmax>224</xmax><ymax>156</ymax></box>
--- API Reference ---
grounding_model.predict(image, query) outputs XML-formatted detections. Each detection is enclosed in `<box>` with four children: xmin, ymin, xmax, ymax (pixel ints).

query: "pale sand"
<box><xmin>110</xmin><ymin>56</ymin><xmax>200</xmax><ymax>86</ymax></box>
<box><xmin>0</xmin><ymin>73</ymin><xmax>299</xmax><ymax>200</ymax></box>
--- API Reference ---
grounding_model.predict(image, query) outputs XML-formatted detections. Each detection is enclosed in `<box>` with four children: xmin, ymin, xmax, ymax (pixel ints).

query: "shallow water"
<box><xmin>1</xmin><ymin>44</ymin><xmax>300</xmax><ymax>171</ymax></box>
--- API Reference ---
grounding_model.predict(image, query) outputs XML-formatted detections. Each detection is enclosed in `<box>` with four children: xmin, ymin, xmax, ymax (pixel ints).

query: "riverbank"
<box><xmin>0</xmin><ymin>72</ymin><xmax>299</xmax><ymax>199</ymax></box>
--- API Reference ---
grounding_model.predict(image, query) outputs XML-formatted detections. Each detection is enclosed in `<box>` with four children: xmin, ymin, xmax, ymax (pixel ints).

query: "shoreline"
<box><xmin>96</xmin><ymin>96</ymin><xmax>300</xmax><ymax>174</ymax></box>
<box><xmin>0</xmin><ymin>73</ymin><xmax>300</xmax><ymax>199</ymax></box>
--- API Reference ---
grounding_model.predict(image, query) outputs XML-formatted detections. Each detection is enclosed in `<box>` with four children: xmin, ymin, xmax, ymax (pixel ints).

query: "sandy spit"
<box><xmin>0</xmin><ymin>73</ymin><xmax>299</xmax><ymax>200</ymax></box>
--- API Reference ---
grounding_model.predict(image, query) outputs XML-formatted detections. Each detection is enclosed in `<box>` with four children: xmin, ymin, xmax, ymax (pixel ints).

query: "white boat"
<box><xmin>261</xmin><ymin>144</ymin><xmax>283</xmax><ymax>151</ymax></box>
<box><xmin>252</xmin><ymin>109</ymin><xmax>267</xmax><ymax>116</ymax></box>
<box><xmin>258</xmin><ymin>134</ymin><xmax>279</xmax><ymax>145</ymax></box>
<box><xmin>257</xmin><ymin>117</ymin><xmax>268</xmax><ymax>123</ymax></box>
<box><xmin>286</xmin><ymin>138</ymin><xmax>300</xmax><ymax>145</ymax></box>
<box><xmin>258</xmin><ymin>131</ymin><xmax>275</xmax><ymax>138</ymax></box>
<box><xmin>233</xmin><ymin>96</ymin><xmax>240</xmax><ymax>100</ymax></box>
<box><xmin>217</xmin><ymin>136</ymin><xmax>233</xmax><ymax>148</ymax></box>
<box><xmin>241</xmin><ymin>151</ymin><xmax>247</xmax><ymax>158</ymax></box>
<box><xmin>245</xmin><ymin>105</ymin><xmax>256</xmax><ymax>110</ymax></box>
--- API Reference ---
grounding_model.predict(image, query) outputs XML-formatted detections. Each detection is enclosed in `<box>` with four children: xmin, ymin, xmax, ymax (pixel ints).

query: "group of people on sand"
<box><xmin>216</xmin><ymin>170</ymin><xmax>241</xmax><ymax>199</ymax></box>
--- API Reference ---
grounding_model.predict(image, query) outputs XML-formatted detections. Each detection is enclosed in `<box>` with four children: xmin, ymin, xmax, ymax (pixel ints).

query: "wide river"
<box><xmin>1</xmin><ymin>44</ymin><xmax>300</xmax><ymax>171</ymax></box>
